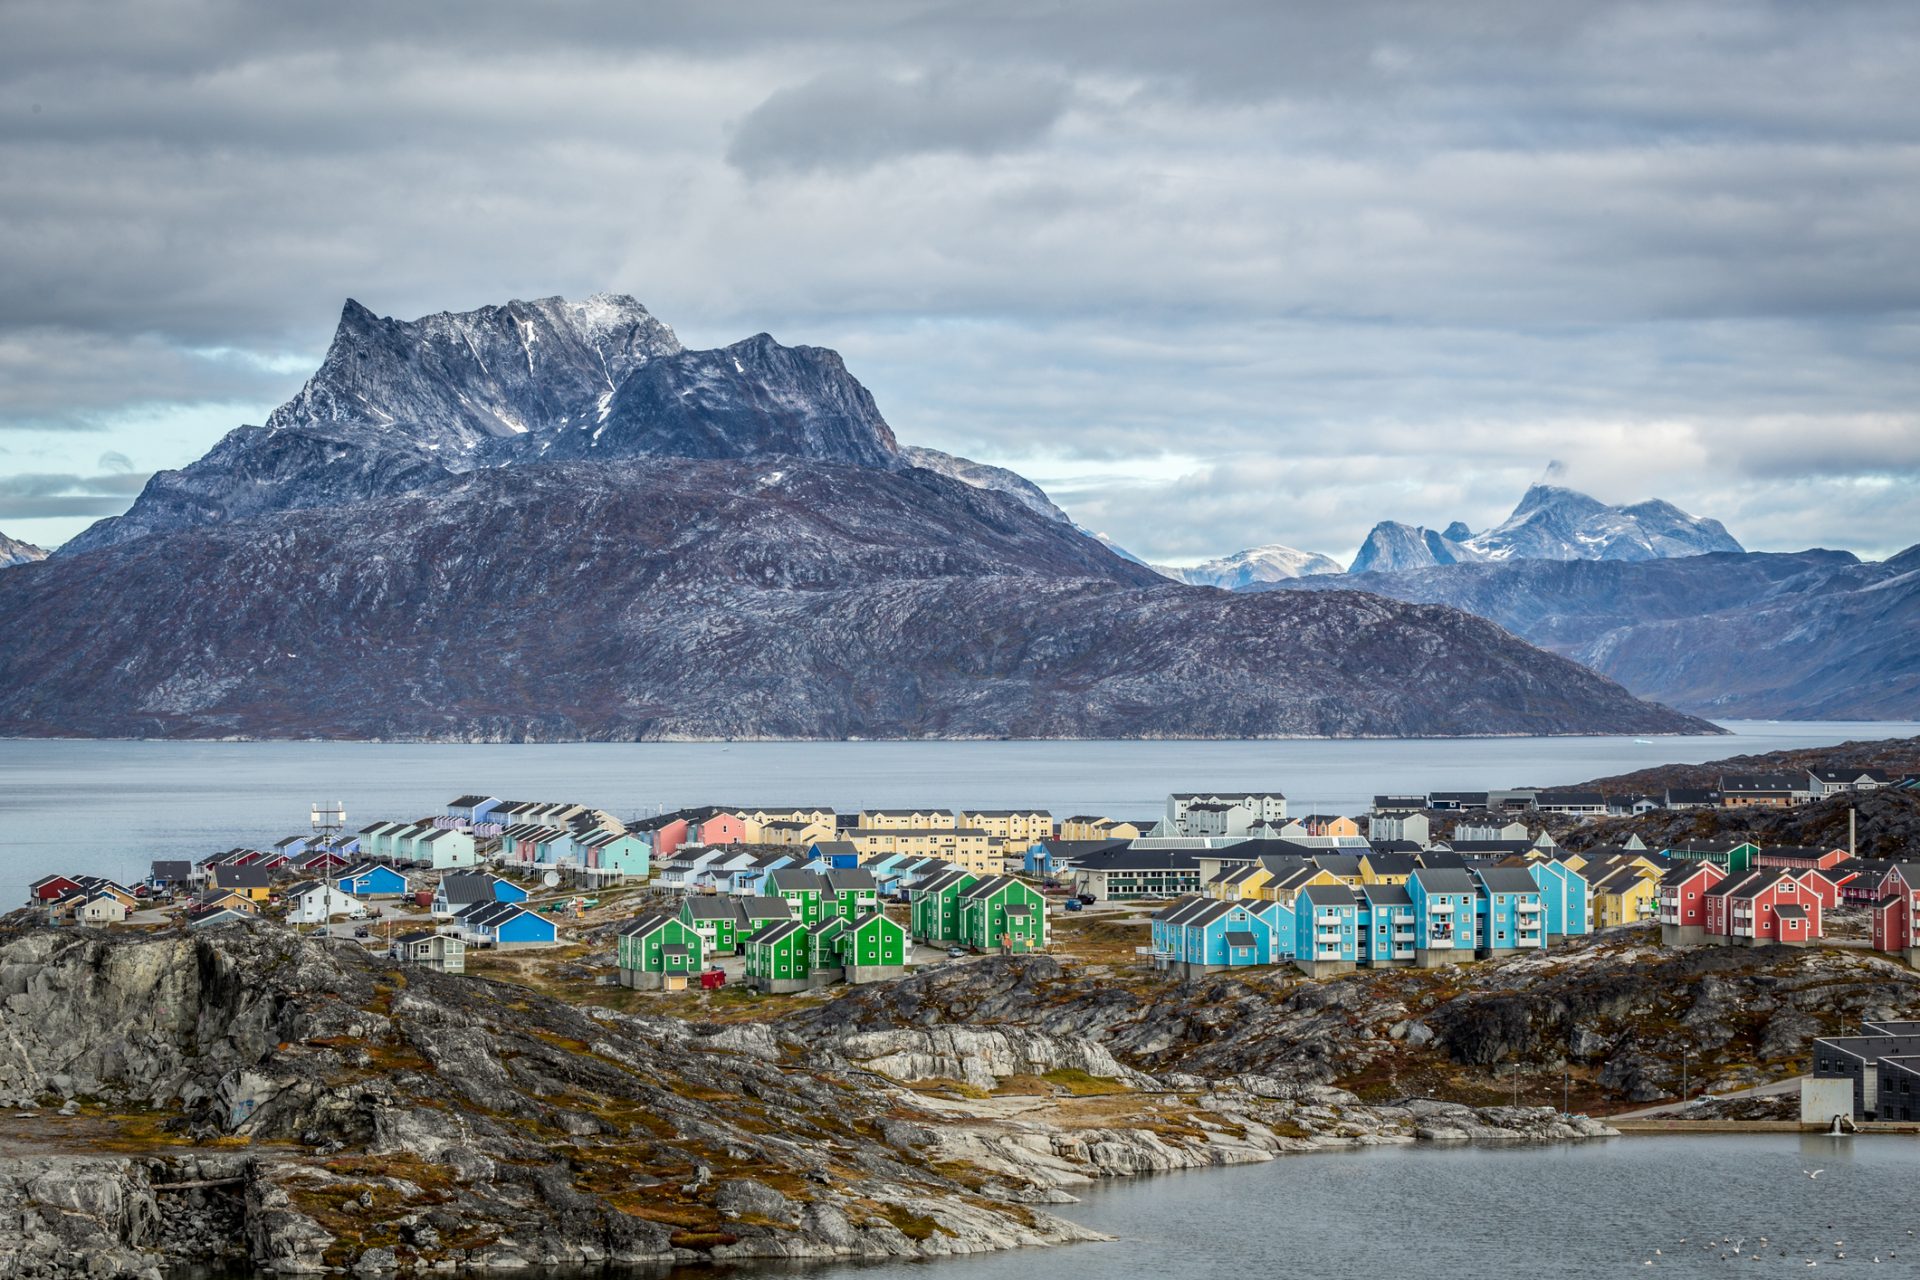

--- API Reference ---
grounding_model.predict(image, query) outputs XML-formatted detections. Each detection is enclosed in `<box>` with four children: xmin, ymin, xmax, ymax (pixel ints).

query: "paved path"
<box><xmin>1612</xmin><ymin>1075</ymin><xmax>1804</xmax><ymax>1120</ymax></box>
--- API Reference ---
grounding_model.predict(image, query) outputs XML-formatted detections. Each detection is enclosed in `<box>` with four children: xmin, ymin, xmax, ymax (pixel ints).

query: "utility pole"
<box><xmin>1681</xmin><ymin>1047</ymin><xmax>1689</xmax><ymax>1104</ymax></box>
<box><xmin>1563</xmin><ymin>1063</ymin><xmax>1570</xmax><ymax>1116</ymax></box>
<box><xmin>1849</xmin><ymin>807</ymin><xmax>1857</xmax><ymax>859</ymax></box>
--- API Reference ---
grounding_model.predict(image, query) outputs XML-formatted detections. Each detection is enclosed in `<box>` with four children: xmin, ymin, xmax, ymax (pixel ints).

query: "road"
<box><xmin>1611</xmin><ymin>1075</ymin><xmax>1805</xmax><ymax>1120</ymax></box>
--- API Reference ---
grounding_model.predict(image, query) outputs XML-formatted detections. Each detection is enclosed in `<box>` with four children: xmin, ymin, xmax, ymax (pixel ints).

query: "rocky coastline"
<box><xmin>0</xmin><ymin>927</ymin><xmax>1617</xmax><ymax>1278</ymax></box>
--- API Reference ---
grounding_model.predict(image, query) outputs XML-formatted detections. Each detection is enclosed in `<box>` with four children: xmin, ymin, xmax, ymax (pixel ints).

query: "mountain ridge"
<box><xmin>0</xmin><ymin>531</ymin><xmax>48</xmax><ymax>569</ymax></box>
<box><xmin>12</xmin><ymin>293</ymin><xmax>1718</xmax><ymax>741</ymax></box>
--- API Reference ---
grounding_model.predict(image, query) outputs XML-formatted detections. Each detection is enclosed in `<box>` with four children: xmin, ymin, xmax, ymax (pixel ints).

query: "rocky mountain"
<box><xmin>15</xmin><ymin>293</ymin><xmax>1717</xmax><ymax>740</ymax></box>
<box><xmin>0</xmin><ymin>530</ymin><xmax>47</xmax><ymax>569</ymax></box>
<box><xmin>1346</xmin><ymin>483</ymin><xmax>1743</xmax><ymax>575</ymax></box>
<box><xmin>896</xmin><ymin>445</ymin><xmax>1072</xmax><ymax>523</ymax></box>
<box><xmin>1155</xmin><ymin>544</ymin><xmax>1344</xmax><ymax>589</ymax></box>
<box><xmin>1262</xmin><ymin>547</ymin><xmax>1920</xmax><ymax>719</ymax></box>
<box><xmin>0</xmin><ymin>456</ymin><xmax>1713</xmax><ymax>740</ymax></box>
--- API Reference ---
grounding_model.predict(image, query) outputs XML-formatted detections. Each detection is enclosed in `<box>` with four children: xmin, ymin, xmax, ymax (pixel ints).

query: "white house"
<box><xmin>283</xmin><ymin>880</ymin><xmax>369</xmax><ymax>924</ymax></box>
<box><xmin>1166</xmin><ymin>792</ymin><xmax>1287</xmax><ymax>832</ymax></box>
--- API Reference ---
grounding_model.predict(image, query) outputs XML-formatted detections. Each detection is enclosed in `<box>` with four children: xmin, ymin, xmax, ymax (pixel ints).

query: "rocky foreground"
<box><xmin>0</xmin><ymin>927</ymin><xmax>1615</xmax><ymax>1278</ymax></box>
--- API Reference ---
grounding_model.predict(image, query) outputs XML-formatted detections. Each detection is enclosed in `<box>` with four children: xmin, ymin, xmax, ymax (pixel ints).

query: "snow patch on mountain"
<box><xmin>0</xmin><ymin>531</ymin><xmax>48</xmax><ymax>569</ymax></box>
<box><xmin>1157</xmin><ymin>544</ymin><xmax>1344</xmax><ymax>588</ymax></box>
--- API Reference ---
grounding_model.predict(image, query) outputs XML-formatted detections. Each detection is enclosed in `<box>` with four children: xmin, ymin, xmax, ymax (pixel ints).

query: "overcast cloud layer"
<box><xmin>2</xmin><ymin>0</ymin><xmax>1916</xmax><ymax>561</ymax></box>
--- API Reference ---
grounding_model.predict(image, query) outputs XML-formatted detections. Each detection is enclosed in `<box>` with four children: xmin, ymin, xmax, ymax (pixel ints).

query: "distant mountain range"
<box><xmin>0</xmin><ymin>294</ymin><xmax>1709</xmax><ymax>741</ymax></box>
<box><xmin>1347</xmin><ymin>483</ymin><xmax>1744</xmax><ymax>574</ymax></box>
<box><xmin>1262</xmin><ymin>546</ymin><xmax>1920</xmax><ymax>719</ymax></box>
<box><xmin>0</xmin><ymin>532</ymin><xmax>47</xmax><ymax>569</ymax></box>
<box><xmin>1155</xmin><ymin>544</ymin><xmax>1344</xmax><ymax>589</ymax></box>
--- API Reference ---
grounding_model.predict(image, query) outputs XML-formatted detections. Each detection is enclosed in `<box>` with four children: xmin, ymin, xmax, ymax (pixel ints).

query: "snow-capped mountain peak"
<box><xmin>1158</xmin><ymin>544</ymin><xmax>1344</xmax><ymax>588</ymax></box>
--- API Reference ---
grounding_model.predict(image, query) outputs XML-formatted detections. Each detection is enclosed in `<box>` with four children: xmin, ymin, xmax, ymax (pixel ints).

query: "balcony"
<box><xmin>1516</xmin><ymin>903</ymin><xmax>1542</xmax><ymax>916</ymax></box>
<box><xmin>1314</xmin><ymin>947</ymin><xmax>1344</xmax><ymax>960</ymax></box>
<box><xmin>1316</xmin><ymin>912</ymin><xmax>1344</xmax><ymax>925</ymax></box>
<box><xmin>1428</xmin><ymin>901</ymin><xmax>1455</xmax><ymax>914</ymax></box>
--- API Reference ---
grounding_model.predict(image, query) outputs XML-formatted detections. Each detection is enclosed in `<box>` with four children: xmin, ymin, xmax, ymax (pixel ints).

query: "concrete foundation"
<box><xmin>1413</xmin><ymin>947</ymin><xmax>1467</xmax><ymax>968</ymax></box>
<box><xmin>1294</xmin><ymin>958</ymin><xmax>1355</xmax><ymax>979</ymax></box>
<box><xmin>751</xmin><ymin>971</ymin><xmax>841</xmax><ymax>995</ymax></box>
<box><xmin>845</xmin><ymin>963</ymin><xmax>908</xmax><ymax>985</ymax></box>
<box><xmin>1661</xmin><ymin>923</ymin><xmax>1707</xmax><ymax>947</ymax></box>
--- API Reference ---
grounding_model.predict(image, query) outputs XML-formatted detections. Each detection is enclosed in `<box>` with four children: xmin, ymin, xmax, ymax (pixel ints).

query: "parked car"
<box><xmin>1063</xmin><ymin>899</ymin><xmax>1084</xmax><ymax>912</ymax></box>
<box><xmin>946</xmin><ymin>946</ymin><xmax>968</xmax><ymax>958</ymax></box>
<box><xmin>352</xmin><ymin>926</ymin><xmax>371</xmax><ymax>938</ymax></box>
<box><xmin>1076</xmin><ymin>893</ymin><xmax>1097</xmax><ymax>904</ymax></box>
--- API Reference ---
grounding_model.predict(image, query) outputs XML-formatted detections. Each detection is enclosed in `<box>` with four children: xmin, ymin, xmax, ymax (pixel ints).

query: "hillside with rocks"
<box><xmin>0</xmin><ymin>531</ymin><xmax>46</xmax><ymax>569</ymax></box>
<box><xmin>0</xmin><ymin>294</ymin><xmax>1712</xmax><ymax>742</ymax></box>
<box><xmin>0</xmin><ymin>925</ymin><xmax>1618</xmax><ymax>1277</ymax></box>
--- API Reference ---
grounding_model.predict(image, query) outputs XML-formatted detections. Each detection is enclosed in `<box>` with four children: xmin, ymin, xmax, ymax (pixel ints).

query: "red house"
<box><xmin>1791</xmin><ymin>867</ymin><xmax>1844</xmax><ymax>910</ymax></box>
<box><xmin>1871</xmin><ymin>864</ymin><xmax>1920</xmax><ymax>955</ymax></box>
<box><xmin>1755</xmin><ymin>845</ymin><xmax>1851</xmax><ymax>872</ymax></box>
<box><xmin>28</xmin><ymin>874</ymin><xmax>81</xmax><ymax>903</ymax></box>
<box><xmin>1703</xmin><ymin>867</ymin><xmax>1822</xmax><ymax>947</ymax></box>
<box><xmin>1657</xmin><ymin>862</ymin><xmax>1725</xmax><ymax>946</ymax></box>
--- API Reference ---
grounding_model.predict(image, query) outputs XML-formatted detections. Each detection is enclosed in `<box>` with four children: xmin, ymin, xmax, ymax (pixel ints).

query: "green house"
<box><xmin>822</xmin><ymin>868</ymin><xmax>881</xmax><ymax>923</ymax></box>
<box><xmin>843</xmin><ymin>910</ymin><xmax>909</xmax><ymax>969</ymax></box>
<box><xmin>768</xmin><ymin>869</ymin><xmax>827</xmax><ymax>926</ymax></box>
<box><xmin>910</xmin><ymin>868</ymin><xmax>977</xmax><ymax>943</ymax></box>
<box><xmin>810</xmin><ymin>916</ymin><xmax>848</xmax><ymax>970</ymax></box>
<box><xmin>617</xmin><ymin>911</ymin><xmax>704</xmax><ymax>988</ymax></box>
<box><xmin>745</xmin><ymin>919</ymin><xmax>813</xmax><ymax>987</ymax></box>
<box><xmin>958</xmin><ymin>875</ymin><xmax>1048</xmax><ymax>954</ymax></box>
<box><xmin>681</xmin><ymin>896</ymin><xmax>744</xmax><ymax>954</ymax></box>
<box><xmin>1663</xmin><ymin>841</ymin><xmax>1760</xmax><ymax>873</ymax></box>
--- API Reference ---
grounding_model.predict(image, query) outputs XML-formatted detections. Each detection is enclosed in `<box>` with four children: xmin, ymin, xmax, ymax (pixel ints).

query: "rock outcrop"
<box><xmin>0</xmin><ymin>531</ymin><xmax>47</xmax><ymax>570</ymax></box>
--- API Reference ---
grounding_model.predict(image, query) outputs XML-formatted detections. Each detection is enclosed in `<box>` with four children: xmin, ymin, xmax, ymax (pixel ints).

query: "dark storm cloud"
<box><xmin>0</xmin><ymin>0</ymin><xmax>1916</xmax><ymax>555</ymax></box>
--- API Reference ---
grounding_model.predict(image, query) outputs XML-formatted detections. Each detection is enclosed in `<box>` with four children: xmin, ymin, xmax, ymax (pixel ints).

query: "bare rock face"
<box><xmin>0</xmin><ymin>531</ymin><xmax>47</xmax><ymax>569</ymax></box>
<box><xmin>25</xmin><ymin>293</ymin><xmax>1715</xmax><ymax>740</ymax></box>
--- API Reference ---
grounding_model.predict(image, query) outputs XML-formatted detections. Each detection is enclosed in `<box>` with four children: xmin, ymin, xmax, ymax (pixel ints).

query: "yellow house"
<box><xmin>732</xmin><ymin>806</ymin><xmax>837</xmax><ymax>827</ymax></box>
<box><xmin>1357</xmin><ymin>851</ymin><xmax>1417</xmax><ymax>885</ymax></box>
<box><xmin>1209</xmin><ymin>862</ymin><xmax>1273</xmax><ymax>901</ymax></box>
<box><xmin>847</xmin><ymin>827</ymin><xmax>1002</xmax><ymax>876</ymax></box>
<box><xmin>757</xmin><ymin>819</ymin><xmax>837</xmax><ymax>848</ymax></box>
<box><xmin>1058</xmin><ymin>816</ymin><xmax>1143</xmax><ymax>842</ymax></box>
<box><xmin>1590</xmin><ymin>868</ymin><xmax>1660</xmax><ymax>929</ymax></box>
<box><xmin>1256</xmin><ymin>862</ymin><xmax>1343</xmax><ymax>904</ymax></box>
<box><xmin>206</xmin><ymin>865</ymin><xmax>274</xmax><ymax>901</ymax></box>
<box><xmin>960</xmin><ymin>809</ymin><xmax>1054</xmax><ymax>854</ymax></box>
<box><xmin>196</xmin><ymin>888</ymin><xmax>261</xmax><ymax>914</ymax></box>
<box><xmin>1294</xmin><ymin>814</ymin><xmax>1362</xmax><ymax>838</ymax></box>
<box><xmin>859</xmin><ymin>809</ymin><xmax>957</xmax><ymax>831</ymax></box>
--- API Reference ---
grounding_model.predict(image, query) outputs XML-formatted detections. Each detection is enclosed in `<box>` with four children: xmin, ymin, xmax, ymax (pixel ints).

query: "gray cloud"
<box><xmin>0</xmin><ymin>1</ymin><xmax>1916</xmax><ymax>555</ymax></box>
<box><xmin>727</xmin><ymin>67</ymin><xmax>1069</xmax><ymax>176</ymax></box>
<box><xmin>0</xmin><ymin>468</ymin><xmax>153</xmax><ymax>521</ymax></box>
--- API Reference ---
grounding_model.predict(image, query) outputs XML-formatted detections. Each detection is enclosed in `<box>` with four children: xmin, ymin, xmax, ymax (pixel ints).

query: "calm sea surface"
<box><xmin>2</xmin><ymin>720</ymin><xmax>1912</xmax><ymax>898</ymax></box>
<box><xmin>755</xmin><ymin>1135</ymin><xmax>1917</xmax><ymax>1280</ymax></box>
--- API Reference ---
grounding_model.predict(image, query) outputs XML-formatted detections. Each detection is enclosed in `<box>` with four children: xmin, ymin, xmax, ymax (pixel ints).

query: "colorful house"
<box><xmin>1870</xmin><ymin>864</ymin><xmax>1920</xmax><ymax>962</ymax></box>
<box><xmin>283</xmin><ymin>880</ymin><xmax>369</xmax><ymax>925</ymax></box>
<box><xmin>389</xmin><ymin>931</ymin><xmax>465</xmax><ymax>974</ymax></box>
<box><xmin>1590</xmin><ymin>867</ymin><xmax>1660</xmax><ymax>929</ymax></box>
<box><xmin>617</xmin><ymin>911</ymin><xmax>704</xmax><ymax>989</ymax></box>
<box><xmin>1408</xmin><ymin>867</ymin><xmax>1477</xmax><ymax>967</ymax></box>
<box><xmin>1704</xmin><ymin>867</ymin><xmax>1822</xmax><ymax>947</ymax></box>
<box><xmin>744</xmin><ymin>919</ymin><xmax>815</xmax><ymax>993</ymax></box>
<box><xmin>957</xmin><ymin>875</ymin><xmax>1049</xmax><ymax>954</ymax></box>
<box><xmin>1209</xmin><ymin>861</ymin><xmax>1274</xmax><ymax>901</ymax></box>
<box><xmin>571</xmin><ymin>828</ymin><xmax>653</xmax><ymax>878</ymax></box>
<box><xmin>822</xmin><ymin>868</ymin><xmax>881</xmax><ymax>922</ymax></box>
<box><xmin>454</xmin><ymin>901</ymin><xmax>558</xmax><ymax>949</ymax></box>
<box><xmin>1663</xmin><ymin>840</ymin><xmax>1760</xmax><ymax>873</ymax></box>
<box><xmin>207</xmin><ymin>865</ymin><xmax>274</xmax><ymax>902</ymax></box>
<box><xmin>335</xmin><ymin>863</ymin><xmax>411</xmax><ymax>899</ymax></box>
<box><xmin>1657</xmin><ymin>862</ymin><xmax>1726</xmax><ymax>946</ymax></box>
<box><xmin>1151</xmin><ymin>896</ymin><xmax>1275</xmax><ymax>978</ymax></box>
<box><xmin>768</xmin><ymin>868</ymin><xmax>828</xmax><ymax>926</ymax></box>
<box><xmin>1355</xmin><ymin>882</ymin><xmax>1417</xmax><ymax>967</ymax></box>
<box><xmin>1526</xmin><ymin>859</ymin><xmax>1591</xmax><ymax>939</ymax></box>
<box><xmin>809</xmin><ymin>917</ymin><xmax>848</xmax><ymax>972</ymax></box>
<box><xmin>839</xmin><ymin>911</ymin><xmax>910</xmax><ymax>982</ymax></box>
<box><xmin>1293</xmin><ymin>883</ymin><xmax>1359</xmax><ymax>977</ymax></box>
<box><xmin>909</xmin><ymin>868</ymin><xmax>979</xmax><ymax>943</ymax></box>
<box><xmin>1473</xmin><ymin>867</ymin><xmax>1546</xmax><ymax>957</ymax></box>
<box><xmin>1248</xmin><ymin>898</ymin><xmax>1297</xmax><ymax>960</ymax></box>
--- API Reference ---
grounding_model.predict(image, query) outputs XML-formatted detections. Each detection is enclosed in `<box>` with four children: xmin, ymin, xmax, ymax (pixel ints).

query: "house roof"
<box><xmin>1299</xmin><ymin>883</ymin><xmax>1357</xmax><ymax>907</ymax></box>
<box><xmin>1475</xmin><ymin>867</ymin><xmax>1541</xmax><ymax>895</ymax></box>
<box><xmin>437</xmin><ymin>873</ymin><xmax>494</xmax><ymax>904</ymax></box>
<box><xmin>393</xmin><ymin>930</ymin><xmax>441</xmax><ymax>945</ymax></box>
<box><xmin>913</xmin><ymin>868</ymin><xmax>975</xmax><ymax>895</ymax></box>
<box><xmin>619</xmin><ymin>910</ymin><xmax>681</xmax><ymax>937</ymax></box>
<box><xmin>217</xmin><ymin>867</ymin><xmax>274</xmax><ymax>888</ymax></box>
<box><xmin>1223</xmin><ymin>930</ymin><xmax>1259</xmax><ymax>948</ymax></box>
<box><xmin>1362</xmin><ymin>851</ymin><xmax>1419</xmax><ymax>874</ymax></box>
<box><xmin>1774</xmin><ymin>903</ymin><xmax>1808</xmax><ymax>919</ymax></box>
<box><xmin>1071</xmin><ymin>848</ymin><xmax>1203</xmax><ymax>872</ymax></box>
<box><xmin>1412</xmin><ymin>867</ymin><xmax>1477</xmax><ymax>893</ymax></box>
<box><xmin>1665</xmin><ymin>787</ymin><xmax>1720</xmax><ymax>804</ymax></box>
<box><xmin>960</xmin><ymin>874</ymin><xmax>1019</xmax><ymax>900</ymax></box>
<box><xmin>1310</xmin><ymin>854</ymin><xmax>1363</xmax><ymax>877</ymax></box>
<box><xmin>823</xmin><ymin>869</ymin><xmax>878</xmax><ymax>893</ymax></box>
<box><xmin>737</xmin><ymin>896</ymin><xmax>793</xmax><ymax>921</ymax></box>
<box><xmin>1359</xmin><ymin>882</ymin><xmax>1414</xmax><ymax>907</ymax></box>
<box><xmin>768</xmin><ymin>868</ymin><xmax>823</xmax><ymax>893</ymax></box>
<box><xmin>149</xmin><ymin>860</ymin><xmax>192</xmax><ymax>879</ymax></box>
<box><xmin>749</xmin><ymin>919</ymin><xmax>808</xmax><ymax>947</ymax></box>
<box><xmin>683</xmin><ymin>897</ymin><xmax>739</xmax><ymax>920</ymax></box>
<box><xmin>1721</xmin><ymin>773</ymin><xmax>1804</xmax><ymax>793</ymax></box>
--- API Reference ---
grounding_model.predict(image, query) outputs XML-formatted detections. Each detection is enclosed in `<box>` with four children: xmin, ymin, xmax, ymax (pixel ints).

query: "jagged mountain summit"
<box><xmin>0</xmin><ymin>530</ymin><xmax>47</xmax><ymax>569</ymax></box>
<box><xmin>1347</xmin><ymin>483</ymin><xmax>1742</xmax><ymax>574</ymax></box>
<box><xmin>1261</xmin><ymin>545</ymin><xmax>1920</xmax><ymax>719</ymax></box>
<box><xmin>10</xmin><ymin>294</ymin><xmax>1716</xmax><ymax>741</ymax></box>
<box><xmin>1157</xmin><ymin>544</ymin><xmax>1344</xmax><ymax>589</ymax></box>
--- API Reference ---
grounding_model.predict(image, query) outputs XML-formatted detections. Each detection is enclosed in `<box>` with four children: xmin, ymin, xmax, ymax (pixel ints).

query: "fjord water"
<box><xmin>1</xmin><ymin>720</ymin><xmax>1913</xmax><ymax>898</ymax></box>
<box><xmin>786</xmin><ymin>1135</ymin><xmax>1912</xmax><ymax>1280</ymax></box>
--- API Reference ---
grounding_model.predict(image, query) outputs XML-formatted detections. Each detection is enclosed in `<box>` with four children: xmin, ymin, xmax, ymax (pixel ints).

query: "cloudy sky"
<box><xmin>3</xmin><ymin>0</ymin><xmax>1917</xmax><ymax>563</ymax></box>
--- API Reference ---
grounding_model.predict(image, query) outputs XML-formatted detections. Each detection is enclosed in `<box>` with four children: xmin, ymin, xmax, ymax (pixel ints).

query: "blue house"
<box><xmin>1527</xmin><ymin>859</ymin><xmax>1590</xmax><ymax>939</ymax></box>
<box><xmin>1473</xmin><ymin>867</ymin><xmax>1547</xmax><ymax>957</ymax></box>
<box><xmin>1248</xmin><ymin>898</ymin><xmax>1296</xmax><ymax>960</ymax></box>
<box><xmin>336</xmin><ymin>863</ymin><xmax>411</xmax><ymax>899</ymax></box>
<box><xmin>1294</xmin><ymin>883</ymin><xmax>1360</xmax><ymax>977</ymax></box>
<box><xmin>1150</xmin><ymin>897</ymin><xmax>1274</xmax><ymax>978</ymax></box>
<box><xmin>456</xmin><ymin>900</ymin><xmax>557</xmax><ymax>949</ymax></box>
<box><xmin>1356</xmin><ymin>883</ymin><xmax>1417</xmax><ymax>967</ymax></box>
<box><xmin>1408</xmin><ymin>867</ymin><xmax>1479</xmax><ymax>968</ymax></box>
<box><xmin>808</xmin><ymin>840</ymin><xmax>859</xmax><ymax>869</ymax></box>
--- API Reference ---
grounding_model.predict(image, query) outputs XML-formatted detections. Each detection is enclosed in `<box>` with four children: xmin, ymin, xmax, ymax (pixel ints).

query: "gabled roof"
<box><xmin>1720</xmin><ymin>773</ymin><xmax>1804</xmax><ymax>792</ymax></box>
<box><xmin>216</xmin><ymin>866</ymin><xmax>274</xmax><ymax>888</ymax></box>
<box><xmin>619</xmin><ymin>910</ymin><xmax>683</xmax><ymax>938</ymax></box>
<box><xmin>437</xmin><ymin>873</ymin><xmax>494</xmax><ymax>904</ymax></box>
<box><xmin>1475</xmin><ymin>867</ymin><xmax>1541</xmax><ymax>895</ymax></box>
<box><xmin>913</xmin><ymin>868</ymin><xmax>975</xmax><ymax>896</ymax></box>
<box><xmin>1299</xmin><ymin>882</ymin><xmax>1357</xmax><ymax>907</ymax></box>
<box><xmin>960</xmin><ymin>874</ymin><xmax>1020</xmax><ymax>900</ymax></box>
<box><xmin>748</xmin><ymin>919</ymin><xmax>808</xmax><ymax>947</ymax></box>
<box><xmin>768</xmin><ymin>868</ymin><xmax>824</xmax><ymax>894</ymax></box>
<box><xmin>1358</xmin><ymin>882</ymin><xmax>1414</xmax><ymax>907</ymax></box>
<box><xmin>149</xmin><ymin>860</ymin><xmax>192</xmax><ymax>879</ymax></box>
<box><xmin>1154</xmin><ymin>896</ymin><xmax>1216</xmax><ymax>925</ymax></box>
<box><xmin>1310</xmin><ymin>854</ymin><xmax>1363</xmax><ymax>877</ymax></box>
<box><xmin>1361</xmin><ymin>851</ymin><xmax>1418</xmax><ymax>874</ymax></box>
<box><xmin>1774</xmin><ymin>903</ymin><xmax>1808</xmax><ymax>919</ymax></box>
<box><xmin>823</xmin><ymin>868</ymin><xmax>878</xmax><ymax>894</ymax></box>
<box><xmin>682</xmin><ymin>897</ymin><xmax>740</xmax><ymax>920</ymax></box>
<box><xmin>1411</xmin><ymin>867</ymin><xmax>1477</xmax><ymax>893</ymax></box>
<box><xmin>736</xmin><ymin>896</ymin><xmax>793</xmax><ymax>922</ymax></box>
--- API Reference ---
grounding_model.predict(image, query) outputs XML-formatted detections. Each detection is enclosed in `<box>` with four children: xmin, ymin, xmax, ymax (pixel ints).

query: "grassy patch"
<box><xmin>1042</xmin><ymin>1067</ymin><xmax>1128</xmax><ymax>1096</ymax></box>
